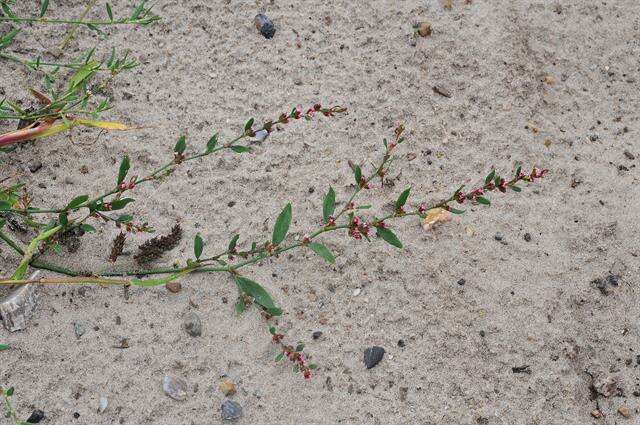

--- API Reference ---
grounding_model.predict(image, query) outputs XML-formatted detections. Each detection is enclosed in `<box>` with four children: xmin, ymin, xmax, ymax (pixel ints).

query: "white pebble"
<box><xmin>352</xmin><ymin>288</ymin><xmax>361</xmax><ymax>296</ymax></box>
<box><xmin>98</xmin><ymin>396</ymin><xmax>108</xmax><ymax>413</ymax></box>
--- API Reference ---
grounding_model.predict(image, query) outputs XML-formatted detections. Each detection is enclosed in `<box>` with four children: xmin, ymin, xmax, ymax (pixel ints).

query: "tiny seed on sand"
<box><xmin>219</xmin><ymin>379</ymin><xmax>236</xmax><ymax>396</ymax></box>
<box><xmin>416</xmin><ymin>22</ymin><xmax>432</xmax><ymax>37</ymax></box>
<box><xmin>166</xmin><ymin>281</ymin><xmax>182</xmax><ymax>293</ymax></box>
<box><xmin>618</xmin><ymin>405</ymin><xmax>631</xmax><ymax>418</ymax></box>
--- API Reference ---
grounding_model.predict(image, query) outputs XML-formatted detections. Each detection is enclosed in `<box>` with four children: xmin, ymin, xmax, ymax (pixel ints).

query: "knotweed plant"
<box><xmin>0</xmin><ymin>102</ymin><xmax>548</xmax><ymax>379</ymax></box>
<box><xmin>0</xmin><ymin>1</ymin><xmax>159</xmax><ymax>148</ymax></box>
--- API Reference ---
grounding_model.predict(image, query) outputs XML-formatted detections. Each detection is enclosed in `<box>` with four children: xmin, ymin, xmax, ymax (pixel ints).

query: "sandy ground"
<box><xmin>1</xmin><ymin>0</ymin><xmax>640</xmax><ymax>423</ymax></box>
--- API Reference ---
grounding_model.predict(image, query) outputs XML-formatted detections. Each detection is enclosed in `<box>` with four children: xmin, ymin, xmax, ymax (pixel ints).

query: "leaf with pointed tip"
<box><xmin>117</xmin><ymin>155</ymin><xmax>130</xmax><ymax>186</ymax></box>
<box><xmin>228</xmin><ymin>234</ymin><xmax>239</xmax><ymax>252</ymax></box>
<box><xmin>511</xmin><ymin>185</ymin><xmax>522</xmax><ymax>192</ymax></box>
<box><xmin>230</xmin><ymin>145</ymin><xmax>251</xmax><ymax>153</ymax></box>
<box><xmin>194</xmin><ymin>234</ymin><xmax>203</xmax><ymax>259</ymax></box>
<box><xmin>485</xmin><ymin>170</ymin><xmax>495</xmax><ymax>185</ymax></box>
<box><xmin>308</xmin><ymin>242</ymin><xmax>335</xmax><ymax>264</ymax></box>
<box><xmin>449</xmin><ymin>207</ymin><xmax>465</xmax><ymax>214</ymax></box>
<box><xmin>395</xmin><ymin>187</ymin><xmax>411</xmax><ymax>211</ymax></box>
<box><xmin>106</xmin><ymin>3</ymin><xmax>113</xmax><ymax>20</ymax></box>
<box><xmin>272</xmin><ymin>203</ymin><xmax>292</xmax><ymax>245</ymax></box>
<box><xmin>39</xmin><ymin>0</ymin><xmax>49</xmax><ymax>17</ymax></box>
<box><xmin>234</xmin><ymin>298</ymin><xmax>246</xmax><ymax>315</ymax></box>
<box><xmin>0</xmin><ymin>29</ymin><xmax>20</xmax><ymax>50</ymax></box>
<box><xmin>66</xmin><ymin>195</ymin><xmax>89</xmax><ymax>210</ymax></box>
<box><xmin>234</xmin><ymin>276</ymin><xmax>281</xmax><ymax>316</ymax></box>
<box><xmin>322</xmin><ymin>187</ymin><xmax>335</xmax><ymax>223</ymax></box>
<box><xmin>206</xmin><ymin>133</ymin><xmax>218</xmax><ymax>152</ymax></box>
<box><xmin>476</xmin><ymin>196</ymin><xmax>491</xmax><ymax>206</ymax></box>
<box><xmin>174</xmin><ymin>135</ymin><xmax>186</xmax><ymax>154</ymax></box>
<box><xmin>109</xmin><ymin>198</ymin><xmax>135</xmax><ymax>210</ymax></box>
<box><xmin>376</xmin><ymin>227</ymin><xmax>403</xmax><ymax>248</ymax></box>
<box><xmin>244</xmin><ymin>118</ymin><xmax>254</xmax><ymax>132</ymax></box>
<box><xmin>353</xmin><ymin>165</ymin><xmax>362</xmax><ymax>186</ymax></box>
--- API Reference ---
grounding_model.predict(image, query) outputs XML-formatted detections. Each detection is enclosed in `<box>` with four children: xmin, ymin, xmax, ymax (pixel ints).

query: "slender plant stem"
<box><xmin>58</xmin><ymin>0</ymin><xmax>99</xmax><ymax>50</ymax></box>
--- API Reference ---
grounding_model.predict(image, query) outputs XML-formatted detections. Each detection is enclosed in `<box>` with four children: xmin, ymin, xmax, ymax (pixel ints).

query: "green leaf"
<box><xmin>109</xmin><ymin>198</ymin><xmax>135</xmax><ymax>210</ymax></box>
<box><xmin>0</xmin><ymin>344</ymin><xmax>9</xmax><ymax>351</ymax></box>
<box><xmin>174</xmin><ymin>135</ymin><xmax>186</xmax><ymax>154</ymax></box>
<box><xmin>476</xmin><ymin>196</ymin><xmax>491</xmax><ymax>206</ymax></box>
<box><xmin>511</xmin><ymin>185</ymin><xmax>522</xmax><ymax>192</ymax></box>
<box><xmin>6</xmin><ymin>387</ymin><xmax>14</xmax><ymax>397</ymax></box>
<box><xmin>275</xmin><ymin>352</ymin><xmax>284</xmax><ymax>362</ymax></box>
<box><xmin>307</xmin><ymin>242</ymin><xmax>335</xmax><ymax>264</ymax></box>
<box><xmin>115</xmin><ymin>214</ymin><xmax>133</xmax><ymax>223</ymax></box>
<box><xmin>0</xmin><ymin>200</ymin><xmax>12</xmax><ymax>211</ymax></box>
<box><xmin>234</xmin><ymin>298</ymin><xmax>246</xmax><ymax>315</ymax></box>
<box><xmin>354</xmin><ymin>165</ymin><xmax>362</xmax><ymax>186</ymax></box>
<box><xmin>494</xmin><ymin>174</ymin><xmax>501</xmax><ymax>186</ymax></box>
<box><xmin>244</xmin><ymin>118</ymin><xmax>254</xmax><ymax>132</ymax></box>
<box><xmin>39</xmin><ymin>0</ymin><xmax>49</xmax><ymax>17</ymax></box>
<box><xmin>230</xmin><ymin>145</ymin><xmax>251</xmax><ymax>153</ymax></box>
<box><xmin>80</xmin><ymin>224</ymin><xmax>96</xmax><ymax>233</ymax></box>
<box><xmin>117</xmin><ymin>155</ymin><xmax>130</xmax><ymax>186</ymax></box>
<box><xmin>376</xmin><ymin>226</ymin><xmax>403</xmax><ymax>249</ymax></box>
<box><xmin>66</xmin><ymin>195</ymin><xmax>89</xmax><ymax>210</ymax></box>
<box><xmin>295</xmin><ymin>343</ymin><xmax>304</xmax><ymax>352</ymax></box>
<box><xmin>228</xmin><ymin>234</ymin><xmax>239</xmax><ymax>252</ymax></box>
<box><xmin>234</xmin><ymin>276</ymin><xmax>281</xmax><ymax>316</ymax></box>
<box><xmin>0</xmin><ymin>29</ymin><xmax>20</xmax><ymax>50</ymax></box>
<box><xmin>52</xmin><ymin>243</ymin><xmax>62</xmax><ymax>254</ymax></box>
<box><xmin>194</xmin><ymin>234</ymin><xmax>203</xmax><ymax>259</ymax></box>
<box><xmin>395</xmin><ymin>187</ymin><xmax>411</xmax><ymax>210</ymax></box>
<box><xmin>106</xmin><ymin>3</ymin><xmax>113</xmax><ymax>21</ymax></box>
<box><xmin>1</xmin><ymin>2</ymin><xmax>15</xmax><ymax>19</ymax></box>
<box><xmin>68</xmin><ymin>61</ymin><xmax>99</xmax><ymax>92</ymax></box>
<box><xmin>11</xmin><ymin>225</ymin><xmax>62</xmax><ymax>280</ymax></box>
<box><xmin>322</xmin><ymin>187</ymin><xmax>336</xmax><ymax>223</ymax></box>
<box><xmin>485</xmin><ymin>170</ymin><xmax>495</xmax><ymax>185</ymax></box>
<box><xmin>58</xmin><ymin>212</ymin><xmax>68</xmax><ymax>226</ymax></box>
<box><xmin>272</xmin><ymin>203</ymin><xmax>292</xmax><ymax>245</ymax></box>
<box><xmin>269</xmin><ymin>326</ymin><xmax>276</xmax><ymax>335</ymax></box>
<box><xmin>449</xmin><ymin>207</ymin><xmax>465</xmax><ymax>214</ymax></box>
<box><xmin>131</xmin><ymin>1</ymin><xmax>145</xmax><ymax>19</ymax></box>
<box><xmin>308</xmin><ymin>363</ymin><xmax>318</xmax><ymax>370</ymax></box>
<box><xmin>206</xmin><ymin>133</ymin><xmax>218</xmax><ymax>152</ymax></box>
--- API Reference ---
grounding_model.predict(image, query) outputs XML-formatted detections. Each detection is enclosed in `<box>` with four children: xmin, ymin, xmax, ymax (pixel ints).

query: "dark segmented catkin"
<box><xmin>134</xmin><ymin>224</ymin><xmax>182</xmax><ymax>264</ymax></box>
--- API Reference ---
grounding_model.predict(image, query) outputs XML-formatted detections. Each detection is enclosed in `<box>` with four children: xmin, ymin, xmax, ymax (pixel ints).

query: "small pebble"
<box><xmin>221</xmin><ymin>399</ymin><xmax>243</xmax><ymax>421</ymax></box>
<box><xmin>523</xmin><ymin>233</ymin><xmax>532</xmax><ymax>242</ymax></box>
<box><xmin>163</xmin><ymin>375</ymin><xmax>188</xmax><ymax>401</ymax></box>
<box><xmin>219</xmin><ymin>379</ymin><xmax>236</xmax><ymax>396</ymax></box>
<box><xmin>618</xmin><ymin>405</ymin><xmax>631</xmax><ymax>418</ymax></box>
<box><xmin>363</xmin><ymin>346</ymin><xmax>385</xmax><ymax>369</ymax></box>
<box><xmin>73</xmin><ymin>412</ymin><xmax>80</xmax><ymax>419</ymax></box>
<box><xmin>479</xmin><ymin>330</ymin><xmax>486</xmax><ymax>337</ymax></box>
<box><xmin>184</xmin><ymin>312</ymin><xmax>202</xmax><ymax>337</ymax></box>
<box><xmin>98</xmin><ymin>397</ymin><xmax>108</xmax><ymax>413</ymax></box>
<box><xmin>64</xmin><ymin>176</ymin><xmax>75</xmax><ymax>185</ymax></box>
<box><xmin>457</xmin><ymin>278</ymin><xmax>466</xmax><ymax>286</ymax></box>
<box><xmin>312</xmin><ymin>331</ymin><xmax>323</xmax><ymax>340</ymax></box>
<box><xmin>494</xmin><ymin>233</ymin><xmax>503</xmax><ymax>241</ymax></box>
<box><xmin>254</xmin><ymin>14</ymin><xmax>275</xmax><ymax>39</ymax></box>
<box><xmin>74</xmin><ymin>322</ymin><xmax>86</xmax><ymax>339</ymax></box>
<box><xmin>352</xmin><ymin>288</ymin><xmax>361</xmax><ymax>296</ymax></box>
<box><xmin>26</xmin><ymin>410</ymin><xmax>45</xmax><ymax>423</ymax></box>
<box><xmin>415</xmin><ymin>21</ymin><xmax>432</xmax><ymax>37</ymax></box>
<box><xmin>397</xmin><ymin>339</ymin><xmax>405</xmax><ymax>347</ymax></box>
<box><xmin>607</xmin><ymin>274</ymin><xmax>620</xmax><ymax>286</ymax></box>
<box><xmin>28</xmin><ymin>161</ymin><xmax>43</xmax><ymax>173</ymax></box>
<box><xmin>165</xmin><ymin>281</ymin><xmax>182</xmax><ymax>293</ymax></box>
<box><xmin>591</xmin><ymin>409</ymin><xmax>603</xmax><ymax>418</ymax></box>
<box><xmin>623</xmin><ymin>150</ymin><xmax>635</xmax><ymax>160</ymax></box>
<box><xmin>254</xmin><ymin>129</ymin><xmax>268</xmax><ymax>142</ymax></box>
<box><xmin>432</xmin><ymin>85</ymin><xmax>452</xmax><ymax>98</ymax></box>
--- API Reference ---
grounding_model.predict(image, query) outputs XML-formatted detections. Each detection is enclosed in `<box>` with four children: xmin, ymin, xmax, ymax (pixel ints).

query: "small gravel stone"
<box><xmin>184</xmin><ymin>312</ymin><xmax>202</xmax><ymax>337</ymax></box>
<box><xmin>163</xmin><ymin>375</ymin><xmax>188</xmax><ymax>401</ymax></box>
<box><xmin>618</xmin><ymin>405</ymin><xmax>631</xmax><ymax>418</ymax></box>
<box><xmin>457</xmin><ymin>278</ymin><xmax>466</xmax><ymax>286</ymax></box>
<box><xmin>254</xmin><ymin>14</ymin><xmax>275</xmax><ymax>39</ymax></box>
<box><xmin>219</xmin><ymin>379</ymin><xmax>236</xmax><ymax>396</ymax></box>
<box><xmin>364</xmin><ymin>346</ymin><xmax>385</xmax><ymax>369</ymax></box>
<box><xmin>479</xmin><ymin>330</ymin><xmax>486</xmax><ymax>337</ymax></box>
<box><xmin>397</xmin><ymin>339</ymin><xmax>405</xmax><ymax>347</ymax></box>
<box><xmin>352</xmin><ymin>288</ymin><xmax>361</xmax><ymax>296</ymax></box>
<box><xmin>623</xmin><ymin>150</ymin><xmax>635</xmax><ymax>160</ymax></box>
<box><xmin>25</xmin><ymin>410</ymin><xmax>45</xmax><ymax>423</ymax></box>
<box><xmin>64</xmin><ymin>176</ymin><xmax>75</xmax><ymax>185</ymax></box>
<box><xmin>523</xmin><ymin>233</ymin><xmax>532</xmax><ymax>242</ymax></box>
<box><xmin>28</xmin><ymin>161</ymin><xmax>43</xmax><ymax>173</ymax></box>
<box><xmin>165</xmin><ymin>281</ymin><xmax>182</xmax><ymax>293</ymax></box>
<box><xmin>607</xmin><ymin>274</ymin><xmax>620</xmax><ymax>286</ymax></box>
<box><xmin>74</xmin><ymin>322</ymin><xmax>86</xmax><ymax>339</ymax></box>
<box><xmin>312</xmin><ymin>331</ymin><xmax>323</xmax><ymax>340</ymax></box>
<box><xmin>221</xmin><ymin>399</ymin><xmax>243</xmax><ymax>421</ymax></box>
<box><xmin>494</xmin><ymin>233</ymin><xmax>503</xmax><ymax>241</ymax></box>
<box><xmin>98</xmin><ymin>396</ymin><xmax>108</xmax><ymax>413</ymax></box>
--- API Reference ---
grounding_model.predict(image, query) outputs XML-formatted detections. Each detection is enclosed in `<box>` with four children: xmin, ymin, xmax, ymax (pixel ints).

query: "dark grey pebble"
<box><xmin>184</xmin><ymin>312</ymin><xmax>202</xmax><ymax>337</ymax></box>
<box><xmin>457</xmin><ymin>278</ymin><xmax>466</xmax><ymax>286</ymax></box>
<box><xmin>479</xmin><ymin>330</ymin><xmax>486</xmax><ymax>337</ymax></box>
<box><xmin>397</xmin><ymin>339</ymin><xmax>405</xmax><ymax>347</ymax></box>
<box><xmin>254</xmin><ymin>14</ymin><xmax>275</xmax><ymax>39</ymax></box>
<box><xmin>221</xmin><ymin>399</ymin><xmax>243</xmax><ymax>421</ymax></box>
<box><xmin>494</xmin><ymin>233</ymin><xmax>503</xmax><ymax>241</ymax></box>
<box><xmin>28</xmin><ymin>161</ymin><xmax>43</xmax><ymax>173</ymax></box>
<box><xmin>607</xmin><ymin>274</ymin><xmax>619</xmax><ymax>286</ymax></box>
<box><xmin>364</xmin><ymin>346</ymin><xmax>385</xmax><ymax>369</ymax></box>
<box><xmin>523</xmin><ymin>233</ymin><xmax>532</xmax><ymax>242</ymax></box>
<box><xmin>26</xmin><ymin>410</ymin><xmax>45</xmax><ymax>423</ymax></box>
<box><xmin>312</xmin><ymin>331</ymin><xmax>322</xmax><ymax>340</ymax></box>
<box><xmin>623</xmin><ymin>150</ymin><xmax>635</xmax><ymax>160</ymax></box>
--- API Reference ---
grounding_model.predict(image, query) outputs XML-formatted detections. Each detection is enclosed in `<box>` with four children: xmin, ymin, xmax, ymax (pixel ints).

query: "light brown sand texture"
<box><xmin>1</xmin><ymin>1</ymin><xmax>639</xmax><ymax>424</ymax></box>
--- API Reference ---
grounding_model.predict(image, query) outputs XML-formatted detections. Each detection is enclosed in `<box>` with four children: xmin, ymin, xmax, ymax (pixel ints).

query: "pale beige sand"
<box><xmin>1</xmin><ymin>0</ymin><xmax>639</xmax><ymax>424</ymax></box>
